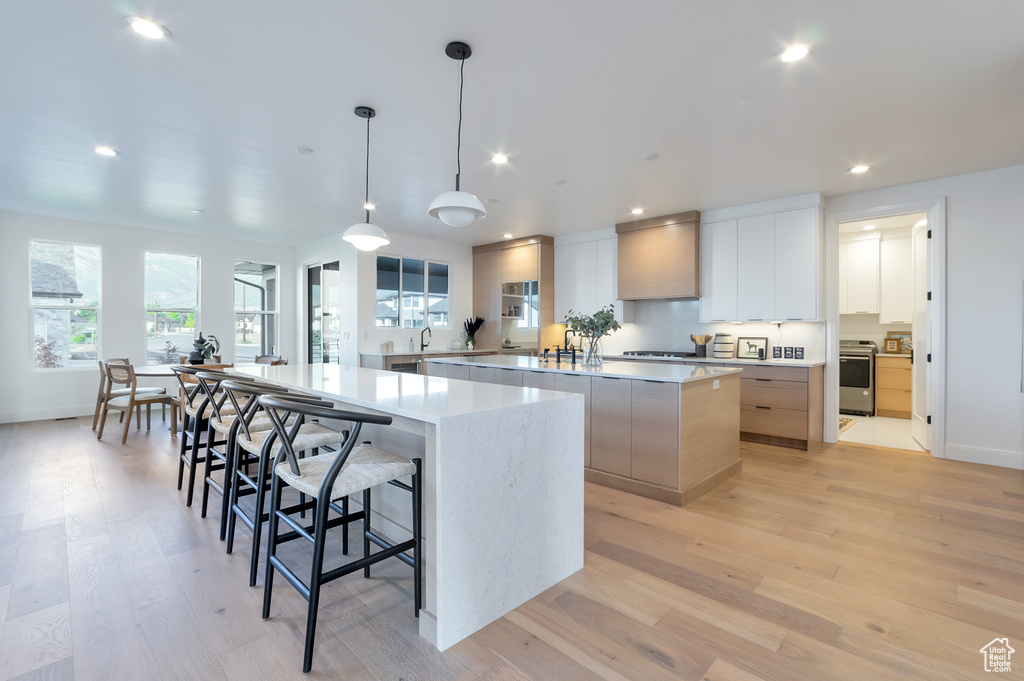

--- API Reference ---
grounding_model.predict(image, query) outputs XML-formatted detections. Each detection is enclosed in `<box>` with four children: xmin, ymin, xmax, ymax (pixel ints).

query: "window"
<box><xmin>376</xmin><ymin>256</ymin><xmax>449</xmax><ymax>328</ymax></box>
<box><xmin>30</xmin><ymin>241</ymin><xmax>101</xmax><ymax>369</ymax></box>
<box><xmin>235</xmin><ymin>261</ymin><xmax>278</xmax><ymax>362</ymax></box>
<box><xmin>516</xmin><ymin>280</ymin><xmax>540</xmax><ymax>330</ymax></box>
<box><xmin>145</xmin><ymin>252</ymin><xmax>199</xmax><ymax>364</ymax></box>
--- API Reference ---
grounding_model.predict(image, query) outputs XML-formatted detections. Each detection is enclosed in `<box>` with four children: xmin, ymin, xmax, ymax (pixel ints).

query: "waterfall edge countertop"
<box><xmin>229</xmin><ymin>363</ymin><xmax>584</xmax><ymax>652</ymax></box>
<box><xmin>423</xmin><ymin>354</ymin><xmax>743</xmax><ymax>382</ymax></box>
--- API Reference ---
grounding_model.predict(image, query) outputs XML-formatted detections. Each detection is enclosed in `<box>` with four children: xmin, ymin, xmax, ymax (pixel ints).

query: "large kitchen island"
<box><xmin>425</xmin><ymin>355</ymin><xmax>743</xmax><ymax>506</ymax></box>
<box><xmin>231</xmin><ymin>363</ymin><xmax>584</xmax><ymax>651</ymax></box>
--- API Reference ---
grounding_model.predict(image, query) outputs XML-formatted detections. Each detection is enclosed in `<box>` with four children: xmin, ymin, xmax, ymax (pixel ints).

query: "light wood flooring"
<box><xmin>1</xmin><ymin>417</ymin><xmax>1023</xmax><ymax>680</ymax></box>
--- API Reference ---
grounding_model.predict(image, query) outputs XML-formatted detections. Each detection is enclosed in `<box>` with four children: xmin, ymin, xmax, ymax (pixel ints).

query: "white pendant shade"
<box><xmin>428</xmin><ymin>190</ymin><xmax>487</xmax><ymax>228</ymax></box>
<box><xmin>343</xmin><ymin>222</ymin><xmax>390</xmax><ymax>251</ymax></box>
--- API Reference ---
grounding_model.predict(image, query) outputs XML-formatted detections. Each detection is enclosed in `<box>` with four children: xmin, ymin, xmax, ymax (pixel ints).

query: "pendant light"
<box><xmin>428</xmin><ymin>41</ymin><xmax>486</xmax><ymax>228</ymax></box>
<box><xmin>343</xmin><ymin>106</ymin><xmax>390</xmax><ymax>252</ymax></box>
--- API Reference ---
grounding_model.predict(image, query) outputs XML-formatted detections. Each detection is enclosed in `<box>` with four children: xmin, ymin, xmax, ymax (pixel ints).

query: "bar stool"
<box><xmin>222</xmin><ymin>381</ymin><xmax>340</xmax><ymax>587</ymax></box>
<box><xmin>172</xmin><ymin>364</ymin><xmax>236</xmax><ymax>507</ymax></box>
<box><xmin>258</xmin><ymin>394</ymin><xmax>421</xmax><ymax>673</ymax></box>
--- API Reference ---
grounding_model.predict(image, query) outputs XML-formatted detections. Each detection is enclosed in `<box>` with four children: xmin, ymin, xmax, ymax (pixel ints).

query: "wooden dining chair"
<box><xmin>91</xmin><ymin>358</ymin><xmax>165</xmax><ymax>431</ymax></box>
<box><xmin>97</xmin><ymin>363</ymin><xmax>178</xmax><ymax>444</ymax></box>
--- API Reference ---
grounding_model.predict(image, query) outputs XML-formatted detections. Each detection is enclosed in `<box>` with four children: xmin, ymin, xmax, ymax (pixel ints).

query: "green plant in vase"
<box><xmin>564</xmin><ymin>305</ymin><xmax>621</xmax><ymax>365</ymax></box>
<box><xmin>464</xmin><ymin>316</ymin><xmax>484</xmax><ymax>350</ymax></box>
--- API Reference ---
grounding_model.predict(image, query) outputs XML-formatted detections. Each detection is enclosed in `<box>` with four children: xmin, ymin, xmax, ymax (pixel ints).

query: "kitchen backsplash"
<box><xmin>600</xmin><ymin>299</ymin><xmax>826</xmax><ymax>360</ymax></box>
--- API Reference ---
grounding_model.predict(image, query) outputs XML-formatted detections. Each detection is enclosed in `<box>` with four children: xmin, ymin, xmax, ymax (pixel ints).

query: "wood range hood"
<box><xmin>615</xmin><ymin>210</ymin><xmax>700</xmax><ymax>300</ymax></box>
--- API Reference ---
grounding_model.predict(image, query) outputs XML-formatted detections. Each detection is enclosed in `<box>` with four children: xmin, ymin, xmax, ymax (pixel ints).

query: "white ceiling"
<box><xmin>1</xmin><ymin>2</ymin><xmax>1023</xmax><ymax>247</ymax></box>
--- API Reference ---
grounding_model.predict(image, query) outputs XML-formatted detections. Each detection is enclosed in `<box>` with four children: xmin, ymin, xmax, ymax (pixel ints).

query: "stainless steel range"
<box><xmin>839</xmin><ymin>340</ymin><xmax>877</xmax><ymax>416</ymax></box>
<box><xmin>621</xmin><ymin>350</ymin><xmax>697</xmax><ymax>358</ymax></box>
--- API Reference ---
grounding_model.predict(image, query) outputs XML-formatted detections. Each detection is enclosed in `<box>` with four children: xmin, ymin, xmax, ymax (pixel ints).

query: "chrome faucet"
<box><xmin>420</xmin><ymin>326</ymin><xmax>432</xmax><ymax>351</ymax></box>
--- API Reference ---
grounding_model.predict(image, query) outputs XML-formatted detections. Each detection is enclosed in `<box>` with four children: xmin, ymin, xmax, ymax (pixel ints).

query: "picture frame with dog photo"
<box><xmin>737</xmin><ymin>337</ymin><xmax>769</xmax><ymax>360</ymax></box>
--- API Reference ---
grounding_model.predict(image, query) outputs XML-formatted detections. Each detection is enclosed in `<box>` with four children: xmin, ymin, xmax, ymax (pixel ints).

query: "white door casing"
<box><xmin>911</xmin><ymin>220</ymin><xmax>931</xmax><ymax>449</ymax></box>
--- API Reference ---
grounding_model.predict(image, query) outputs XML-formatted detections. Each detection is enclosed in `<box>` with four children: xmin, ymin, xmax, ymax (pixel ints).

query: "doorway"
<box><xmin>825</xmin><ymin>197</ymin><xmax>946</xmax><ymax>459</ymax></box>
<box><xmin>307</xmin><ymin>261</ymin><xmax>341</xmax><ymax>364</ymax></box>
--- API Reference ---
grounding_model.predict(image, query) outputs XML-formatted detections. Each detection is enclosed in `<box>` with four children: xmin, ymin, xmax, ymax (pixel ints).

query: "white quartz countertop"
<box><xmin>359</xmin><ymin>348</ymin><xmax>504</xmax><ymax>357</ymax></box>
<box><xmin>424</xmin><ymin>354</ymin><xmax>742</xmax><ymax>383</ymax></box>
<box><xmin>604</xmin><ymin>354</ymin><xmax>826</xmax><ymax>368</ymax></box>
<box><xmin>230</xmin><ymin>363</ymin><xmax>577</xmax><ymax>424</ymax></box>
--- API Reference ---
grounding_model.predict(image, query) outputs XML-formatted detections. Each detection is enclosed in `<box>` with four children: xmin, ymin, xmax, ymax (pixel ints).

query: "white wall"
<box><xmin>827</xmin><ymin>163</ymin><xmax>1024</xmax><ymax>469</ymax></box>
<box><xmin>0</xmin><ymin>210</ymin><xmax>297</xmax><ymax>423</ymax></box>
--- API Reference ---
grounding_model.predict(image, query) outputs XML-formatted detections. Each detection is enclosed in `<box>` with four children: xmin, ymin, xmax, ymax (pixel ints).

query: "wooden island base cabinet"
<box><xmin>738</xmin><ymin>364</ymin><xmax>823</xmax><ymax>450</ymax></box>
<box><xmin>585</xmin><ymin>372</ymin><xmax>741</xmax><ymax>506</ymax></box>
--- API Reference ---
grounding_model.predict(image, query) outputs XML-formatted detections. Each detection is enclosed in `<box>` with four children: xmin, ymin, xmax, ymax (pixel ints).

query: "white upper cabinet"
<box><xmin>879</xmin><ymin>236</ymin><xmax>913</xmax><ymax>324</ymax></box>
<box><xmin>773</xmin><ymin>207</ymin><xmax>820</xmax><ymax>321</ymax></box>
<box><xmin>840</xmin><ymin>238</ymin><xmax>879</xmax><ymax>314</ymax></box>
<box><xmin>555</xmin><ymin>235</ymin><xmax>633</xmax><ymax>323</ymax></box>
<box><xmin>698</xmin><ymin>194</ymin><xmax>822</xmax><ymax>323</ymax></box>
<box><xmin>699</xmin><ymin>219</ymin><xmax>738</xmax><ymax>322</ymax></box>
<box><xmin>736</xmin><ymin>213</ymin><xmax>775</xmax><ymax>321</ymax></box>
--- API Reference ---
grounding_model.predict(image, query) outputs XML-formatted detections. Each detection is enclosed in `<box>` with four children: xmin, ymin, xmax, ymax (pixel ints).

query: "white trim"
<box><xmin>824</xmin><ymin>197</ymin><xmax>946</xmax><ymax>460</ymax></box>
<box><xmin>944</xmin><ymin>444</ymin><xmax>1024</xmax><ymax>471</ymax></box>
<box><xmin>701</xmin><ymin>192</ymin><xmax>823</xmax><ymax>223</ymax></box>
<box><xmin>0</xmin><ymin>405</ymin><xmax>95</xmax><ymax>424</ymax></box>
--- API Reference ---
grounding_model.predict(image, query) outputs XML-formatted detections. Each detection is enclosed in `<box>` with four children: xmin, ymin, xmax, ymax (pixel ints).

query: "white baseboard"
<box><xmin>0</xmin><ymin>404</ymin><xmax>95</xmax><ymax>424</ymax></box>
<box><xmin>943</xmin><ymin>444</ymin><xmax>1024</xmax><ymax>471</ymax></box>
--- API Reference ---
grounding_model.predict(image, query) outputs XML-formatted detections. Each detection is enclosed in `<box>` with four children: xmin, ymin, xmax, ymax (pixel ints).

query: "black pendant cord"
<box><xmin>455</xmin><ymin>56</ymin><xmax>464</xmax><ymax>192</ymax></box>
<box><xmin>364</xmin><ymin>114</ymin><xmax>371</xmax><ymax>223</ymax></box>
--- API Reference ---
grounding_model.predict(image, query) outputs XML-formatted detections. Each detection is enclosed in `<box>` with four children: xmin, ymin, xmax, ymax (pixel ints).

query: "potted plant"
<box><xmin>188</xmin><ymin>332</ymin><xmax>221</xmax><ymax>364</ymax></box>
<box><xmin>464</xmin><ymin>316</ymin><xmax>484</xmax><ymax>350</ymax></box>
<box><xmin>564</xmin><ymin>305</ymin><xmax>621</xmax><ymax>365</ymax></box>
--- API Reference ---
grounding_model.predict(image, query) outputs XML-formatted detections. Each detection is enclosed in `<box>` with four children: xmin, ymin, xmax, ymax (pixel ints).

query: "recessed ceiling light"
<box><xmin>631</xmin><ymin>208</ymin><xmax>644</xmax><ymax>215</ymax></box>
<box><xmin>491</xmin><ymin>154</ymin><xmax>508</xmax><ymax>164</ymax></box>
<box><xmin>94</xmin><ymin>145</ymin><xmax>117</xmax><ymax>156</ymax></box>
<box><xmin>503</xmin><ymin>233</ymin><xmax>513</xmax><ymax>239</ymax></box>
<box><xmin>642</xmin><ymin>153</ymin><xmax>660</xmax><ymax>161</ymax></box>
<box><xmin>914</xmin><ymin>218</ymin><xmax>927</xmax><ymax>227</ymax></box>
<box><xmin>191</xmin><ymin>209</ymin><xmax>204</xmax><ymax>214</ymax></box>
<box><xmin>123</xmin><ymin>16</ymin><xmax>171</xmax><ymax>40</ymax></box>
<box><xmin>863</xmin><ymin>224</ymin><xmax>876</xmax><ymax>230</ymax></box>
<box><xmin>364</xmin><ymin>202</ymin><xmax>375</xmax><ymax>211</ymax></box>
<box><xmin>849</xmin><ymin>164</ymin><xmax>870</xmax><ymax>174</ymax></box>
<box><xmin>777</xmin><ymin>44</ymin><xmax>810</xmax><ymax>62</ymax></box>
<box><xmin>485</xmin><ymin>198</ymin><xmax>498</xmax><ymax>204</ymax></box>
<box><xmin>296</xmin><ymin>146</ymin><xmax>314</xmax><ymax>155</ymax></box>
<box><xmin>553</xmin><ymin>179</ymin><xmax>567</xmax><ymax>186</ymax></box>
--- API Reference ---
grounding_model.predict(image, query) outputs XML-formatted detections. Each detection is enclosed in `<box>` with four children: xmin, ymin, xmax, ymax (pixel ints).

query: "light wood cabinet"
<box><xmin>875</xmin><ymin>354</ymin><xmax>911</xmax><ymax>418</ymax></box>
<box><xmin>447</xmin><ymin>364</ymin><xmax>470</xmax><ymax>381</ymax></box>
<box><xmin>589</xmin><ymin>376</ymin><xmax>632</xmax><ymax>477</ymax></box>
<box><xmin>493</xmin><ymin>367</ymin><xmax>523</xmax><ymax>386</ymax></box>
<box><xmin>554</xmin><ymin>373</ymin><xmax>591</xmax><ymax>468</ymax></box>
<box><xmin>738</xmin><ymin>364</ymin><xmax>823</xmax><ymax>450</ymax></box>
<box><xmin>472</xmin><ymin>249</ymin><xmax>502</xmax><ymax>349</ymax></box>
<box><xmin>501</xmin><ymin>243</ymin><xmax>539</xmax><ymax>284</ymax></box>
<box><xmin>700</xmin><ymin>219</ymin><xmax>738</xmax><ymax>322</ymax></box>
<box><xmin>425</xmin><ymin>361</ymin><xmax>447</xmax><ymax>377</ymax></box>
<box><xmin>630</xmin><ymin>379</ymin><xmax>680</xmax><ymax>485</ymax></box>
<box><xmin>522</xmin><ymin>369</ymin><xmax>555</xmax><ymax>390</ymax></box>
<box><xmin>474</xmin><ymin>237</ymin><xmax>556</xmax><ymax>352</ymax></box>
<box><xmin>616</xmin><ymin>211</ymin><xmax>700</xmax><ymax>300</ymax></box>
<box><xmin>839</xmin><ymin>238</ymin><xmax>879</xmax><ymax>314</ymax></box>
<box><xmin>469</xmin><ymin>366</ymin><xmax>494</xmax><ymax>383</ymax></box>
<box><xmin>879</xmin><ymin>236</ymin><xmax>913</xmax><ymax>324</ymax></box>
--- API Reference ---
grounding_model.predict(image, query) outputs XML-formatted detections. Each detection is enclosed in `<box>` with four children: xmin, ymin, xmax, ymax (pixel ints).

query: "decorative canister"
<box><xmin>712</xmin><ymin>333</ymin><xmax>735</xmax><ymax>359</ymax></box>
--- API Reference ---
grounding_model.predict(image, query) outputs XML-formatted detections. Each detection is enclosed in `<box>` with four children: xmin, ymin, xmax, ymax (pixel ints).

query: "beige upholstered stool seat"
<box><xmin>236</xmin><ymin>422</ymin><xmax>342</xmax><ymax>457</ymax></box>
<box><xmin>108</xmin><ymin>393</ymin><xmax>172</xmax><ymax>409</ymax></box>
<box><xmin>185</xmin><ymin>401</ymin><xmax>237</xmax><ymax>420</ymax></box>
<box><xmin>210</xmin><ymin>413</ymin><xmax>294</xmax><ymax>436</ymax></box>
<box><xmin>275</xmin><ymin>444</ymin><xmax>416</xmax><ymax>502</ymax></box>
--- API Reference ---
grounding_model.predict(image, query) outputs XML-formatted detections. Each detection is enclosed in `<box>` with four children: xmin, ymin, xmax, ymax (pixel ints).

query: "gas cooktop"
<box><xmin>621</xmin><ymin>350</ymin><xmax>698</xmax><ymax>358</ymax></box>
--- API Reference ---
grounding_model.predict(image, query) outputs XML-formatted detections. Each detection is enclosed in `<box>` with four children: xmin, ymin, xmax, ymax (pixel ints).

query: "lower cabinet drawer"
<box><xmin>740</xmin><ymin>378</ymin><xmax>807</xmax><ymax>410</ymax></box>
<box><xmin>876</xmin><ymin>366</ymin><xmax>911</xmax><ymax>390</ymax></box>
<box><xmin>741</xmin><ymin>405</ymin><xmax>808</xmax><ymax>440</ymax></box>
<box><xmin>493</xmin><ymin>367</ymin><xmax>523</xmax><ymax>386</ymax></box>
<box><xmin>876</xmin><ymin>387</ymin><xmax>911</xmax><ymax>413</ymax></box>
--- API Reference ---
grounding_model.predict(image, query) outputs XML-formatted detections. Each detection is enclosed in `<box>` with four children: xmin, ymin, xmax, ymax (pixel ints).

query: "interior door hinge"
<box><xmin>927</xmin><ymin>291</ymin><xmax>932</xmax><ymax>300</ymax></box>
<box><xmin>927</xmin><ymin>415</ymin><xmax>932</xmax><ymax>425</ymax></box>
<box><xmin>927</xmin><ymin>353</ymin><xmax>932</xmax><ymax>362</ymax></box>
<box><xmin>927</xmin><ymin>229</ymin><xmax>932</xmax><ymax>238</ymax></box>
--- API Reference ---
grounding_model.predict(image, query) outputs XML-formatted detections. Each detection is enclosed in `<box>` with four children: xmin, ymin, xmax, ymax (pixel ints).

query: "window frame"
<box><xmin>375</xmin><ymin>254</ymin><xmax>451</xmax><ymax>329</ymax></box>
<box><xmin>29</xmin><ymin>239</ymin><xmax>102</xmax><ymax>372</ymax></box>
<box><xmin>144</xmin><ymin>250</ymin><xmax>201</xmax><ymax>365</ymax></box>
<box><xmin>233</xmin><ymin>261</ymin><xmax>279</xmax><ymax>360</ymax></box>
